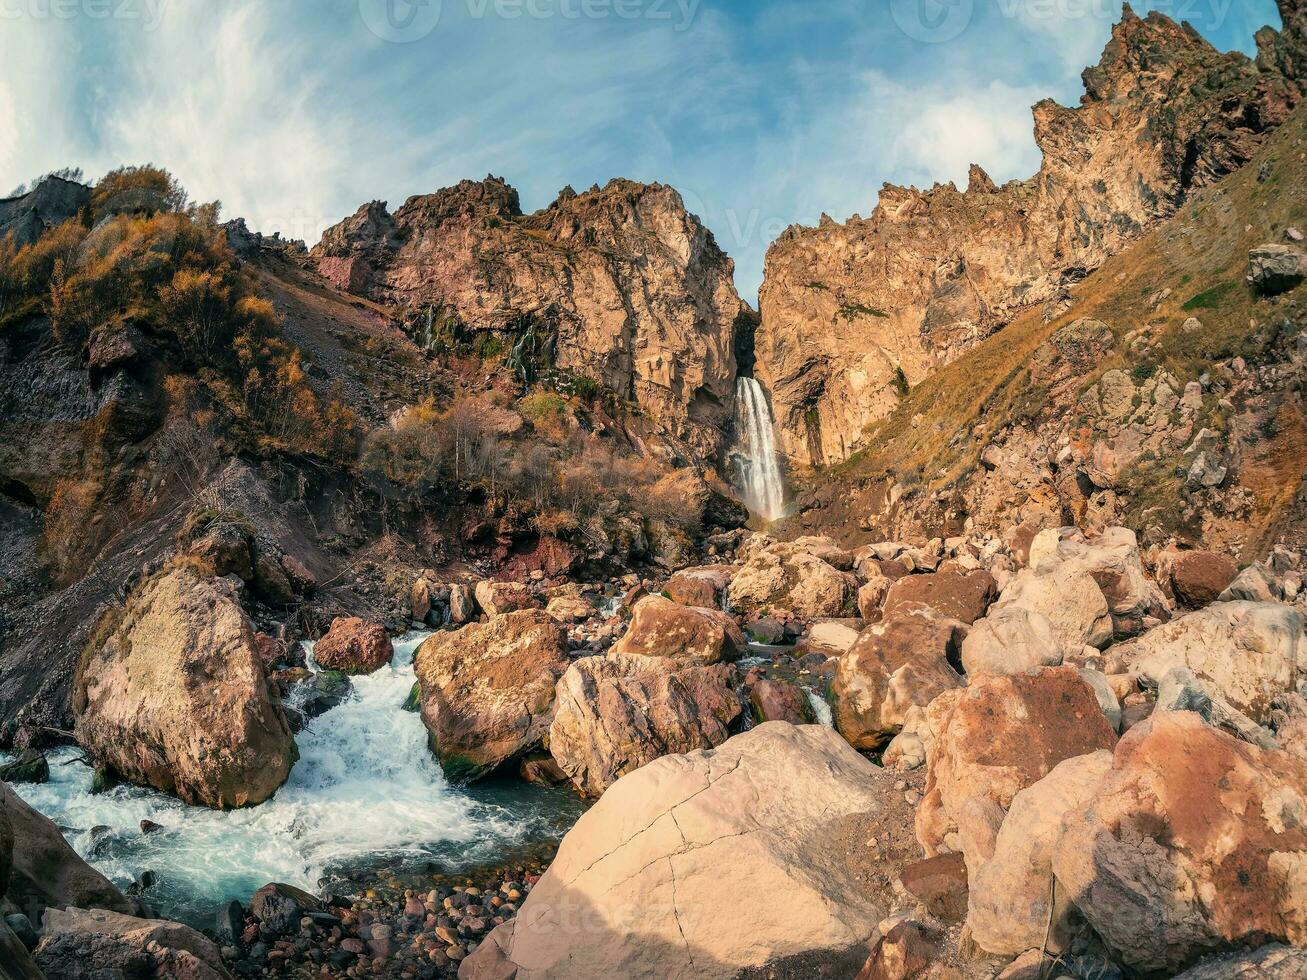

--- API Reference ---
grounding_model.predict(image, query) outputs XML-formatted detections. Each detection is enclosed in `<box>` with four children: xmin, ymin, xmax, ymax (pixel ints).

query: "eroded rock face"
<box><xmin>35</xmin><ymin>906</ymin><xmax>234</xmax><ymax>980</ymax></box>
<box><xmin>414</xmin><ymin>610</ymin><xmax>570</xmax><ymax>782</ymax></box>
<box><xmin>1053</xmin><ymin>711</ymin><xmax>1307</xmax><ymax>974</ymax></box>
<box><xmin>312</xmin><ymin>617</ymin><xmax>393</xmax><ymax>675</ymax></box>
<box><xmin>916</xmin><ymin>667</ymin><xmax>1118</xmax><ymax>859</ymax></box>
<box><xmin>460</xmin><ymin>724</ymin><xmax>887</xmax><ymax>980</ymax></box>
<box><xmin>833</xmin><ymin>607</ymin><xmax>966</xmax><ymax>750</ymax></box>
<box><xmin>609</xmin><ymin>595</ymin><xmax>745</xmax><ymax>666</ymax></box>
<box><xmin>548</xmin><ymin>655</ymin><xmax>740</xmax><ymax>798</ymax></box>
<box><xmin>73</xmin><ymin>566</ymin><xmax>296</xmax><ymax>809</ymax></box>
<box><xmin>756</xmin><ymin>7</ymin><xmax>1307</xmax><ymax>466</ymax></box>
<box><xmin>312</xmin><ymin>178</ymin><xmax>747</xmax><ymax>458</ymax></box>
<box><xmin>1119</xmin><ymin>601</ymin><xmax>1305</xmax><ymax>723</ymax></box>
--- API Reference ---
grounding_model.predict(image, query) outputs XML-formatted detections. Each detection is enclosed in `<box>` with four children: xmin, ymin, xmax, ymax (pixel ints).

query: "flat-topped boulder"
<box><xmin>73</xmin><ymin>565</ymin><xmax>296</xmax><ymax>809</ymax></box>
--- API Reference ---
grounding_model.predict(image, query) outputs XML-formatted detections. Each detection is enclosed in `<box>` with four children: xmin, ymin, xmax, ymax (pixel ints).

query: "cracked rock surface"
<box><xmin>458</xmin><ymin>723</ymin><xmax>892</xmax><ymax>979</ymax></box>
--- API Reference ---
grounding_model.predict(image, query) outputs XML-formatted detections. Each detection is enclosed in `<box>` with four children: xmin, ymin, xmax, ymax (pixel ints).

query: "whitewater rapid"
<box><xmin>7</xmin><ymin>633</ymin><xmax>581</xmax><ymax>925</ymax></box>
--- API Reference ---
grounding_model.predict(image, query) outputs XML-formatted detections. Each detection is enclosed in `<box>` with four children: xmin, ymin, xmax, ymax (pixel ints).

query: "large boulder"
<box><xmin>663</xmin><ymin>566</ymin><xmax>734</xmax><ymax>609</ymax></box>
<box><xmin>916</xmin><ymin>667</ymin><xmax>1118</xmax><ymax>859</ymax></box>
<box><xmin>1248</xmin><ymin>243</ymin><xmax>1307</xmax><ymax>294</ymax></box>
<box><xmin>881</xmin><ymin>567</ymin><xmax>998</xmax><ymax>625</ymax></box>
<box><xmin>414</xmin><ymin>610</ymin><xmax>570</xmax><ymax>782</ymax></box>
<box><xmin>548</xmin><ymin>656</ymin><xmax>740</xmax><ymax>797</ymax></box>
<box><xmin>73</xmin><ymin>566</ymin><xmax>296</xmax><ymax>809</ymax></box>
<box><xmin>1053</xmin><ymin>712</ymin><xmax>1307</xmax><ymax>974</ymax></box>
<box><xmin>726</xmin><ymin>542</ymin><xmax>855</xmax><ymax>620</ymax></box>
<box><xmin>967</xmin><ymin>751</ymin><xmax>1114</xmax><ymax>956</ymax></box>
<box><xmin>609</xmin><ymin>595</ymin><xmax>745</xmax><ymax>666</ymax></box>
<box><xmin>832</xmin><ymin>607</ymin><xmax>966</xmax><ymax>750</ymax></box>
<box><xmin>460</xmin><ymin>724</ymin><xmax>888</xmax><ymax>980</ymax></box>
<box><xmin>0</xmin><ymin>782</ymin><xmax>133</xmax><ymax>917</ymax></box>
<box><xmin>960</xmin><ymin>606</ymin><xmax>1063</xmax><ymax>677</ymax></box>
<box><xmin>312</xmin><ymin>616</ymin><xmax>393</xmax><ymax>675</ymax></box>
<box><xmin>992</xmin><ymin>563</ymin><xmax>1114</xmax><ymax>650</ymax></box>
<box><xmin>475</xmin><ymin>580</ymin><xmax>540</xmax><ymax>618</ymax></box>
<box><xmin>1119</xmin><ymin>601</ymin><xmax>1305</xmax><ymax>724</ymax></box>
<box><xmin>1044</xmin><ymin>527</ymin><xmax>1168</xmax><ymax>631</ymax></box>
<box><xmin>35</xmin><ymin>906</ymin><xmax>234</xmax><ymax>980</ymax></box>
<box><xmin>1169</xmin><ymin>550</ymin><xmax>1239</xmax><ymax>609</ymax></box>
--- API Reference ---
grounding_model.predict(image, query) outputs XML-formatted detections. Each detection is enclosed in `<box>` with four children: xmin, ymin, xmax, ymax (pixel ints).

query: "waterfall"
<box><xmin>733</xmin><ymin>377</ymin><xmax>786</xmax><ymax>522</ymax></box>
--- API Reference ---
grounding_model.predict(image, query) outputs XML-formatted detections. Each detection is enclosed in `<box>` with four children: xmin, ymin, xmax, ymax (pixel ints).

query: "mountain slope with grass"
<box><xmin>778</xmin><ymin>98</ymin><xmax>1307</xmax><ymax>560</ymax></box>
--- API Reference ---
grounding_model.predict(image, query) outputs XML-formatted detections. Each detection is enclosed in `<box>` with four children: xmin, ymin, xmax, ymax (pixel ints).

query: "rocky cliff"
<box><xmin>312</xmin><ymin>177</ymin><xmax>749</xmax><ymax>460</ymax></box>
<box><xmin>757</xmin><ymin>1</ymin><xmax>1307</xmax><ymax>468</ymax></box>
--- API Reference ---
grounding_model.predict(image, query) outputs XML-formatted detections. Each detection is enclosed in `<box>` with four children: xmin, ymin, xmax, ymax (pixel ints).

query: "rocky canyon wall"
<box><xmin>312</xmin><ymin>177</ymin><xmax>749</xmax><ymax>461</ymax></box>
<box><xmin>757</xmin><ymin>1</ymin><xmax>1307</xmax><ymax>468</ymax></box>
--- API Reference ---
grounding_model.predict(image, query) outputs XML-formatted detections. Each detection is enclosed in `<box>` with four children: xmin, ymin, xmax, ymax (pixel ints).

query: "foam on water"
<box><xmin>8</xmin><ymin>633</ymin><xmax>581</xmax><ymax>925</ymax></box>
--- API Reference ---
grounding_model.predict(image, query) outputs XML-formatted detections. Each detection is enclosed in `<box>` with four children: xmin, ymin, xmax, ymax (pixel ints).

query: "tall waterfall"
<box><xmin>733</xmin><ymin>377</ymin><xmax>786</xmax><ymax>522</ymax></box>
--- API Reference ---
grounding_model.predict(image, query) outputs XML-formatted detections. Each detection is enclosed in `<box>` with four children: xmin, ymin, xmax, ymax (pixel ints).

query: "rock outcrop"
<box><xmin>414</xmin><ymin>610</ymin><xmax>570</xmax><ymax>781</ymax></box>
<box><xmin>756</xmin><ymin>5</ymin><xmax>1307</xmax><ymax>466</ymax></box>
<box><xmin>0</xmin><ymin>176</ymin><xmax>90</xmax><ymax>246</ymax></box>
<box><xmin>548</xmin><ymin>656</ymin><xmax>740</xmax><ymax>797</ymax></box>
<box><xmin>312</xmin><ymin>178</ymin><xmax>748</xmax><ymax>458</ymax></box>
<box><xmin>460</xmin><ymin>724</ymin><xmax>888</xmax><ymax>979</ymax></box>
<box><xmin>1053</xmin><ymin>711</ymin><xmax>1307</xmax><ymax>974</ymax></box>
<box><xmin>73</xmin><ymin>566</ymin><xmax>297</xmax><ymax>809</ymax></box>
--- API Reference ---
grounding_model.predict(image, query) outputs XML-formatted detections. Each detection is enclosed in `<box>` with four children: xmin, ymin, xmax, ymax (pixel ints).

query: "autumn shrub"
<box><xmin>90</xmin><ymin>164</ymin><xmax>188</xmax><ymax>220</ymax></box>
<box><xmin>41</xmin><ymin>477</ymin><xmax>103</xmax><ymax>581</ymax></box>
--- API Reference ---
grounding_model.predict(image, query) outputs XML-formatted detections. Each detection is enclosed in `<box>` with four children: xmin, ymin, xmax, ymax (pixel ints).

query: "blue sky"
<box><xmin>0</xmin><ymin>0</ymin><xmax>1284</xmax><ymax>300</ymax></box>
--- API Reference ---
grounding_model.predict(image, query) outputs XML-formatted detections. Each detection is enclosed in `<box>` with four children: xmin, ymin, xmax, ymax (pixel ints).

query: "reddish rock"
<box><xmin>502</xmin><ymin>535</ymin><xmax>580</xmax><ymax>579</ymax></box>
<box><xmin>1170</xmin><ymin>550</ymin><xmax>1239</xmax><ymax>609</ymax></box>
<box><xmin>663</xmin><ymin>565</ymin><xmax>734</xmax><ymax>609</ymax></box>
<box><xmin>916</xmin><ymin>666</ymin><xmax>1118</xmax><ymax>859</ymax></box>
<box><xmin>882</xmin><ymin>567</ymin><xmax>998</xmax><ymax>625</ymax></box>
<box><xmin>899</xmin><ymin>853</ymin><xmax>968</xmax><ymax>923</ymax></box>
<box><xmin>748</xmin><ymin>678</ymin><xmax>814</xmax><ymax>724</ymax></box>
<box><xmin>855</xmin><ymin>922</ymin><xmax>939</xmax><ymax>980</ymax></box>
<box><xmin>1054</xmin><ymin>712</ymin><xmax>1307</xmax><ymax>974</ymax></box>
<box><xmin>609</xmin><ymin>595</ymin><xmax>745</xmax><ymax>666</ymax></box>
<box><xmin>313</xmin><ymin>617</ymin><xmax>393</xmax><ymax>675</ymax></box>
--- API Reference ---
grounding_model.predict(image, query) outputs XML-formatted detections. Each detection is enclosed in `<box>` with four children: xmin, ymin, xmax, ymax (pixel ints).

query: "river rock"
<box><xmin>460</xmin><ymin>724</ymin><xmax>888</xmax><ymax>979</ymax></box>
<box><xmin>548</xmin><ymin>656</ymin><xmax>740</xmax><ymax>797</ymax></box>
<box><xmin>915</xmin><ymin>666</ymin><xmax>1118</xmax><ymax>859</ymax></box>
<box><xmin>251</xmin><ymin>882</ymin><xmax>323</xmax><ymax>935</ymax></box>
<box><xmin>832</xmin><ymin>606</ymin><xmax>965</xmax><ymax>750</ymax></box>
<box><xmin>803</xmin><ymin>620</ymin><xmax>862</xmax><ymax>656</ymax></box>
<box><xmin>450</xmin><ymin>583</ymin><xmax>476</xmax><ymax>624</ymax></box>
<box><xmin>881</xmin><ymin>566</ymin><xmax>997</xmax><ymax>625</ymax></box>
<box><xmin>35</xmin><ymin>906</ymin><xmax>234</xmax><ymax>980</ymax></box>
<box><xmin>663</xmin><ymin>565</ymin><xmax>735</xmax><ymax>609</ymax></box>
<box><xmin>609</xmin><ymin>595</ymin><xmax>745</xmax><ymax>665</ymax></box>
<box><xmin>0</xmin><ymin>782</ymin><xmax>133</xmax><ymax>917</ymax></box>
<box><xmin>967</xmin><ymin>750</ymin><xmax>1113</xmax><ymax>955</ymax></box>
<box><xmin>475</xmin><ymin>580</ymin><xmax>540</xmax><ymax>618</ymax></box>
<box><xmin>1052</xmin><ymin>712</ymin><xmax>1307</xmax><ymax>974</ymax></box>
<box><xmin>312</xmin><ymin>616</ymin><xmax>393</xmax><ymax>675</ymax></box>
<box><xmin>0</xmin><ymin>749</ymin><xmax>49</xmax><ymax>784</ymax></box>
<box><xmin>414</xmin><ymin>610</ymin><xmax>570</xmax><ymax>782</ymax></box>
<box><xmin>748</xmin><ymin>678</ymin><xmax>814</xmax><ymax>724</ymax></box>
<box><xmin>1118</xmin><ymin>601</ymin><xmax>1304</xmax><ymax>724</ymax></box>
<box><xmin>1169</xmin><ymin>550</ymin><xmax>1239</xmax><ymax>609</ymax></box>
<box><xmin>544</xmin><ymin>594</ymin><xmax>592</xmax><ymax>623</ymax></box>
<box><xmin>960</xmin><ymin>606</ymin><xmax>1063</xmax><ymax>677</ymax></box>
<box><xmin>73</xmin><ymin>565</ymin><xmax>296</xmax><ymax>809</ymax></box>
<box><xmin>727</xmin><ymin>541</ymin><xmax>855</xmax><ymax>620</ymax></box>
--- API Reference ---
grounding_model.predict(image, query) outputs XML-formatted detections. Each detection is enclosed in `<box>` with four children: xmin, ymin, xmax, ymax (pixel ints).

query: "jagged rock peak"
<box><xmin>310</xmin><ymin>174</ymin><xmax>745</xmax><ymax>461</ymax></box>
<box><xmin>755</xmin><ymin>1</ymin><xmax>1307</xmax><ymax>469</ymax></box>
